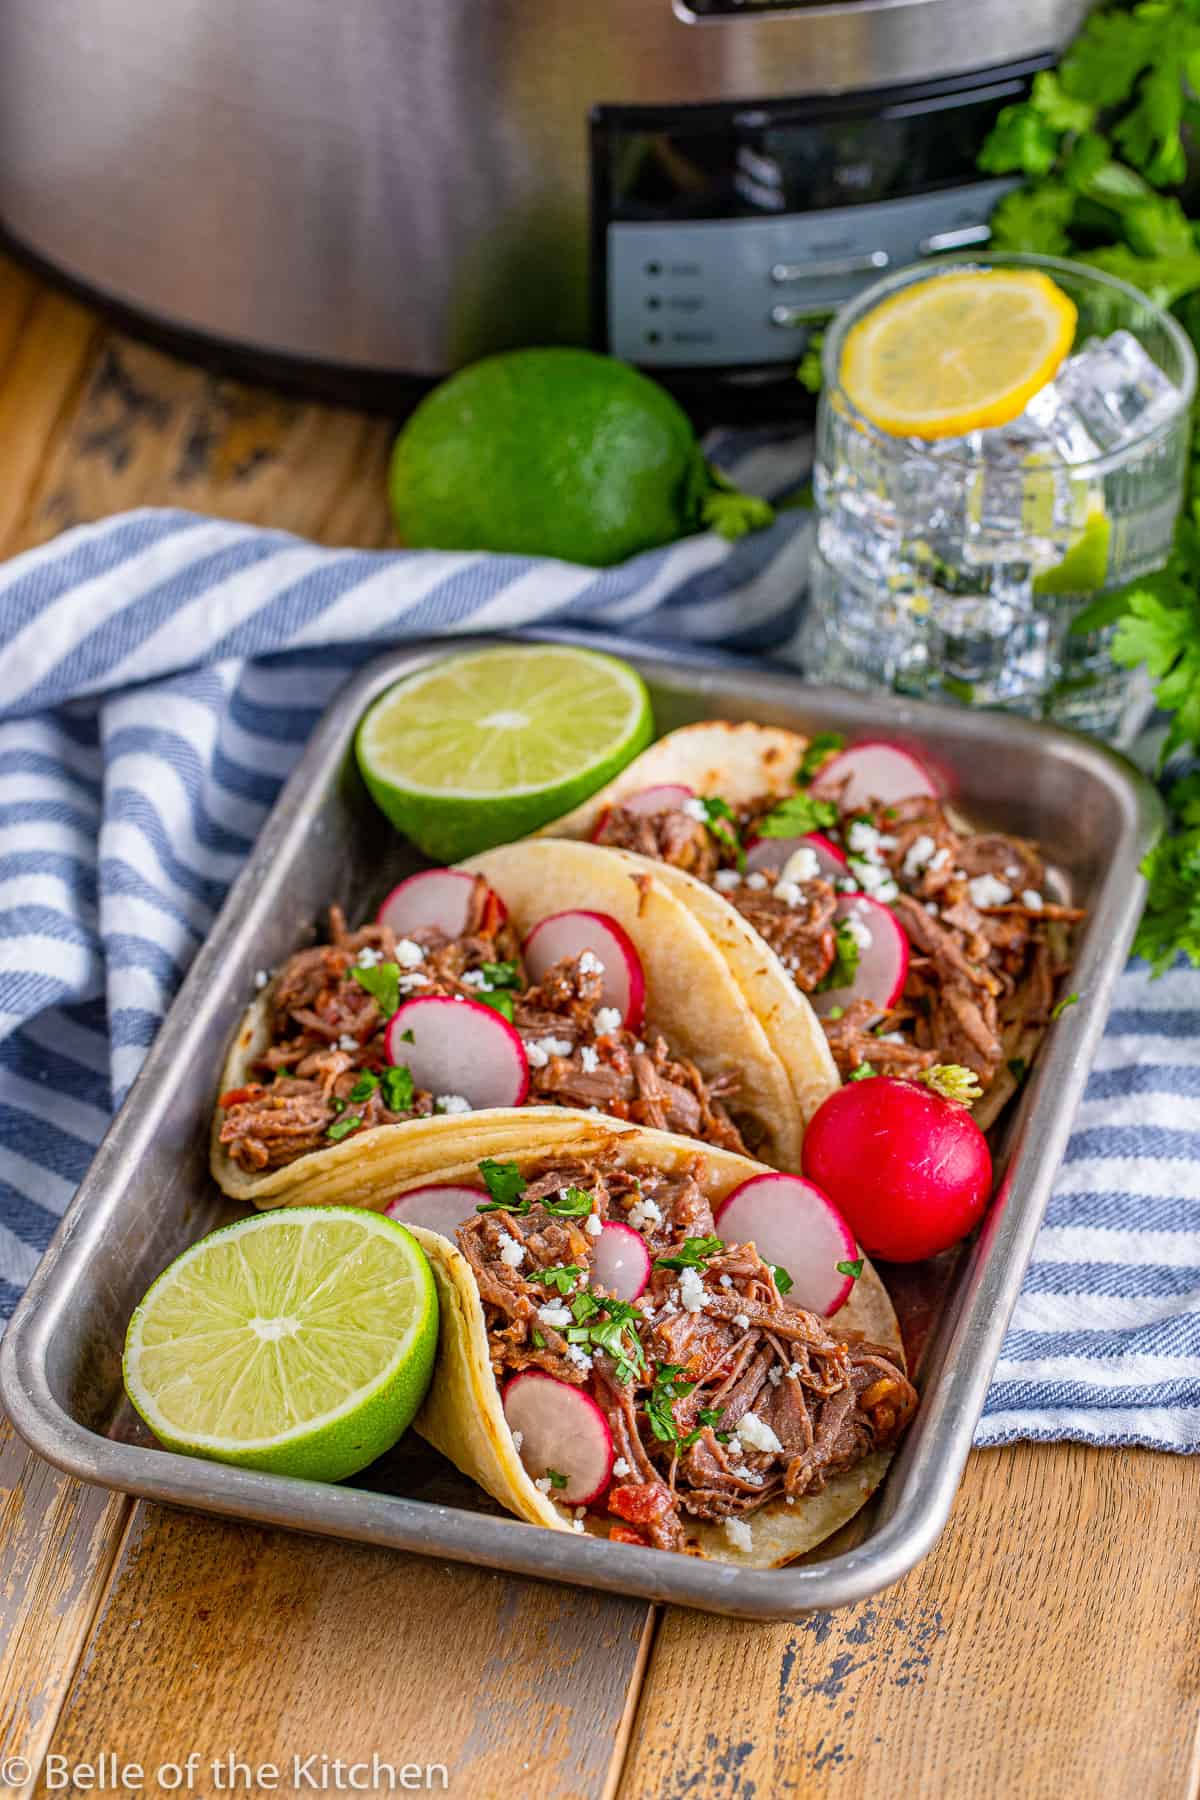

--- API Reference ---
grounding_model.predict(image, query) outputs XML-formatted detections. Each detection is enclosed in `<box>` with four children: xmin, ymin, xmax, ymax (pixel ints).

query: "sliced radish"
<box><xmin>385</xmin><ymin>1183</ymin><xmax>485</xmax><ymax>1239</ymax></box>
<box><xmin>714</xmin><ymin>1172</ymin><xmax>859</xmax><ymax>1317</ymax></box>
<box><xmin>810</xmin><ymin>741</ymin><xmax>938</xmax><ymax>812</ymax></box>
<box><xmin>745</xmin><ymin>830</ymin><xmax>847</xmax><ymax>881</ymax></box>
<box><xmin>590</xmin><ymin>1221</ymin><xmax>652</xmax><ymax>1302</ymax></box>
<box><xmin>377</xmin><ymin>869</ymin><xmax>505</xmax><ymax>939</ymax></box>
<box><xmin>385</xmin><ymin>994</ymin><xmax>529</xmax><ymax>1109</ymax></box>
<box><xmin>522</xmin><ymin>910</ymin><xmax>645</xmax><ymax>1032</ymax></box>
<box><xmin>502</xmin><ymin>1370</ymin><xmax>614</xmax><ymax>1506</ymax></box>
<box><xmin>812</xmin><ymin>894</ymin><xmax>909</xmax><ymax>1017</ymax></box>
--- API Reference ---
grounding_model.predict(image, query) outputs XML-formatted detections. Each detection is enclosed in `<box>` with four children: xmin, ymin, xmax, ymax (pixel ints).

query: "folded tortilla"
<box><xmin>392</xmin><ymin>1117</ymin><xmax>906</xmax><ymax>1567</ymax></box>
<box><xmin>212</xmin><ymin>837</ymin><xmax>808</xmax><ymax>1206</ymax></box>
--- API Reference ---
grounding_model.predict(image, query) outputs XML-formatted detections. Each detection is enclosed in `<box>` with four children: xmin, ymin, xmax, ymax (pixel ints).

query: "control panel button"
<box><xmin>919</xmin><ymin>223</ymin><xmax>992</xmax><ymax>253</ymax></box>
<box><xmin>771</xmin><ymin>250</ymin><xmax>889</xmax><ymax>283</ymax></box>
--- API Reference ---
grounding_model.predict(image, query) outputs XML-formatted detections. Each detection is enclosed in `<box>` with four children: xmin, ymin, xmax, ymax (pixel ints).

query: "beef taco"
<box><xmin>212</xmin><ymin>840</ymin><xmax>812</xmax><ymax>1207</ymax></box>
<box><xmin>541</xmin><ymin>723</ymin><xmax>1083</xmax><ymax>1131</ymax></box>
<box><xmin>386</xmin><ymin>1118</ymin><xmax>917</xmax><ymax>1564</ymax></box>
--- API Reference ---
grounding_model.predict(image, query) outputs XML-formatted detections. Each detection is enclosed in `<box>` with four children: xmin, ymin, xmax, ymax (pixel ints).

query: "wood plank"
<box><xmin>38</xmin><ymin>1503</ymin><xmax>652</xmax><ymax>1800</ymax></box>
<box><xmin>619</xmin><ymin>1442</ymin><xmax>1200</xmax><ymax>1800</ymax></box>
<box><xmin>0</xmin><ymin>280</ymin><xmax>103</xmax><ymax>556</ymax></box>
<box><xmin>0</xmin><ymin>1419</ymin><xmax>130</xmax><ymax>1796</ymax></box>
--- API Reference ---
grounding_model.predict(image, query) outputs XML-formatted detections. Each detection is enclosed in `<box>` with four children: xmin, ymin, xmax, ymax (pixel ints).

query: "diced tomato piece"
<box><xmin>218</xmin><ymin>1086</ymin><xmax>263</xmax><ymax>1108</ymax></box>
<box><xmin>588</xmin><ymin>807</ymin><xmax>612</xmax><ymax>844</ymax></box>
<box><xmin>479</xmin><ymin>886</ymin><xmax>507</xmax><ymax>937</ymax></box>
<box><xmin>609</xmin><ymin>1524</ymin><xmax>650</xmax><ymax>1547</ymax></box>
<box><xmin>607</xmin><ymin>1482</ymin><xmax>674</xmax><ymax>1527</ymax></box>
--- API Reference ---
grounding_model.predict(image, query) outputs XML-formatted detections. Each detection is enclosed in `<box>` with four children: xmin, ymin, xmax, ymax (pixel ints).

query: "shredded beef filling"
<box><xmin>218</xmin><ymin>877</ymin><xmax>749</xmax><ymax>1173</ymax></box>
<box><xmin>595</xmin><ymin>781</ymin><xmax>1084</xmax><ymax>1095</ymax></box>
<box><xmin>458</xmin><ymin>1143</ymin><xmax>917</xmax><ymax>1553</ymax></box>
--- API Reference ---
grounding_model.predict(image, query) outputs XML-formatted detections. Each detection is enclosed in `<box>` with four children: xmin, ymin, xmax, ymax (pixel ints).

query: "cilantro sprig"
<box><xmin>654</xmin><ymin>1235</ymin><xmax>724</xmax><ymax>1272</ymax></box>
<box><xmin>352</xmin><ymin>962</ymin><xmax>401</xmax><ymax>1018</ymax></box>
<box><xmin>531</xmin><ymin>1265</ymin><xmax>583</xmax><ymax>1296</ymax></box>
<box><xmin>815</xmin><ymin>919</ymin><xmax>861</xmax><ymax>995</ymax></box>
<box><xmin>756</xmin><ymin>792</ymin><xmax>838</xmax><ymax>840</ymax></box>
<box><xmin>798</xmin><ymin>733</ymin><xmax>845</xmax><ymax>786</ymax></box>
<box><xmin>476</xmin><ymin>1159</ymin><xmax>529</xmax><ymax>1213</ymax></box>
<box><xmin>697</xmin><ymin>796</ymin><xmax>745</xmax><ymax>869</ymax></box>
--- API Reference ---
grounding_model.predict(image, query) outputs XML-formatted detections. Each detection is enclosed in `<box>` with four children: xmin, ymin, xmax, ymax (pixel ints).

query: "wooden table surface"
<box><xmin>0</xmin><ymin>252</ymin><xmax>1198</xmax><ymax>1800</ymax></box>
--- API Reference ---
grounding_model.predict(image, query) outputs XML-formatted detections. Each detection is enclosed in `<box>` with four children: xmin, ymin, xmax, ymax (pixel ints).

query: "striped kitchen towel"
<box><xmin>0</xmin><ymin>485</ymin><xmax>1197</xmax><ymax>1451</ymax></box>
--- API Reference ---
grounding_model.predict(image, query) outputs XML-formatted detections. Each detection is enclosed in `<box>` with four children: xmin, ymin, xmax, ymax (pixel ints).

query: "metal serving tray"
<box><xmin>0</xmin><ymin>635</ymin><xmax>1163</xmax><ymax>1621</ymax></box>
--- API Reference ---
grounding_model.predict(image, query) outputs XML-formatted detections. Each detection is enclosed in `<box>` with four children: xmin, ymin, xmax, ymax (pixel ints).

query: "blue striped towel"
<box><xmin>1</xmin><ymin>471</ymin><xmax>1197</xmax><ymax>1452</ymax></box>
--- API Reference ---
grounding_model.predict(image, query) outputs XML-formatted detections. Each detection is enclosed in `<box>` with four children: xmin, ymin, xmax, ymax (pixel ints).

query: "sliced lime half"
<box><xmin>356</xmin><ymin>644</ymin><xmax>653</xmax><ymax>861</ymax></box>
<box><xmin>124</xmin><ymin>1207</ymin><xmax>438</xmax><ymax>1483</ymax></box>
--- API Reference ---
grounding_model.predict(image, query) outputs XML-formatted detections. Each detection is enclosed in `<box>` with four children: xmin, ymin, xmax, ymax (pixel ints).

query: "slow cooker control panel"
<box><xmin>593</xmin><ymin>64</ymin><xmax>1040</xmax><ymax>373</ymax></box>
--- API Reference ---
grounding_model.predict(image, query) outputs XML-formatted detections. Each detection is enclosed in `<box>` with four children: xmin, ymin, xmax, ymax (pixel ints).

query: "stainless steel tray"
<box><xmin>0</xmin><ymin>635</ymin><xmax>1163</xmax><ymax>1620</ymax></box>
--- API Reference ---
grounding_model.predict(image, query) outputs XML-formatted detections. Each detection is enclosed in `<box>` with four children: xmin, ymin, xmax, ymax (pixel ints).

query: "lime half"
<box><xmin>124</xmin><ymin>1207</ymin><xmax>438</xmax><ymax>1483</ymax></box>
<box><xmin>356</xmin><ymin>645</ymin><xmax>653</xmax><ymax>861</ymax></box>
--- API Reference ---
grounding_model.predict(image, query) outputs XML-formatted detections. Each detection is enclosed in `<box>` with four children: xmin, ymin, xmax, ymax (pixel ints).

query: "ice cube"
<box><xmin>961</xmin><ymin>417</ymin><xmax>1087</xmax><ymax>563</ymax></box>
<box><xmin>1026</xmin><ymin>330</ymin><xmax>1180</xmax><ymax>459</ymax></box>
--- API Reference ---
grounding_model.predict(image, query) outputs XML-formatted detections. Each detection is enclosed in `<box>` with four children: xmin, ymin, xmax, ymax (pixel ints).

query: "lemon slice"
<box><xmin>841</xmin><ymin>270</ymin><xmax>1078</xmax><ymax>440</ymax></box>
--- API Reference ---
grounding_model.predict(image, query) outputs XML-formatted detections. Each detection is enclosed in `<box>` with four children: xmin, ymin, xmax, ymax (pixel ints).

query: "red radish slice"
<box><xmin>591</xmin><ymin>1221</ymin><xmax>652</xmax><ymax>1301</ymax></box>
<box><xmin>384</xmin><ymin>1183</ymin><xmax>484</xmax><ymax>1240</ymax></box>
<box><xmin>385</xmin><ymin>994</ymin><xmax>529</xmax><ymax>1109</ymax></box>
<box><xmin>810</xmin><ymin>740</ymin><xmax>938</xmax><ymax>811</ymax></box>
<box><xmin>522</xmin><ymin>910</ymin><xmax>645</xmax><ymax>1032</ymax></box>
<box><xmin>377</xmin><ymin>869</ymin><xmax>505</xmax><ymax>939</ymax></box>
<box><xmin>502</xmin><ymin>1370</ymin><xmax>614</xmax><ymax>1506</ymax></box>
<box><xmin>813</xmin><ymin>895</ymin><xmax>909</xmax><ymax>1017</ymax></box>
<box><xmin>714</xmin><ymin>1172</ymin><xmax>859</xmax><ymax>1317</ymax></box>
<box><xmin>589</xmin><ymin>784</ymin><xmax>696</xmax><ymax>842</ymax></box>
<box><xmin>745</xmin><ymin>830</ymin><xmax>847</xmax><ymax>881</ymax></box>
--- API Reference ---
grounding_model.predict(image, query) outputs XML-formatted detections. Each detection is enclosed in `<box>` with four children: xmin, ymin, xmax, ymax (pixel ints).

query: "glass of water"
<box><xmin>801</xmin><ymin>253</ymin><xmax>1197</xmax><ymax>741</ymax></box>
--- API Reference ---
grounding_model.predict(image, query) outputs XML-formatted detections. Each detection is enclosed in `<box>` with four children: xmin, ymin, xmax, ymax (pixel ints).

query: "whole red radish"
<box><xmin>801</xmin><ymin>1074</ymin><xmax>992</xmax><ymax>1262</ymax></box>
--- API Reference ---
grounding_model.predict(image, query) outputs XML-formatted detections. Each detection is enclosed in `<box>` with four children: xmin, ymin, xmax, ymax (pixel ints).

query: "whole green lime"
<box><xmin>389</xmin><ymin>348</ymin><xmax>772</xmax><ymax>567</ymax></box>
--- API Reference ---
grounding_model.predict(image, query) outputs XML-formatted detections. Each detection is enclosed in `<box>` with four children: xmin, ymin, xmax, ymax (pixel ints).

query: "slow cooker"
<box><xmin>0</xmin><ymin>0</ymin><xmax>1094</xmax><ymax>404</ymax></box>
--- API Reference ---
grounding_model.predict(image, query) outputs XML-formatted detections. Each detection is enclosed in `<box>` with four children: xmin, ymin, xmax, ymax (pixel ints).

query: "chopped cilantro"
<box><xmin>570</xmin><ymin>1290</ymin><xmax>602</xmax><ymax>1326</ymax></box>
<box><xmin>848</xmin><ymin>1064</ymin><xmax>877</xmax><ymax>1082</ymax></box>
<box><xmin>480</xmin><ymin>959</ymin><xmax>522</xmax><ymax>990</ymax></box>
<box><xmin>772</xmin><ymin>1264</ymin><xmax>794</xmax><ymax>1296</ymax></box>
<box><xmin>798</xmin><ymin>732</ymin><xmax>844</xmax><ymax>785</ymax></box>
<box><xmin>698</xmin><ymin>795</ymin><xmax>744</xmax><ymax>869</ymax></box>
<box><xmin>476</xmin><ymin>1159</ymin><xmax>529</xmax><ymax>1214</ymax></box>
<box><xmin>380</xmin><ymin>1065</ymin><xmax>415</xmax><ymax>1113</ymax></box>
<box><xmin>326</xmin><ymin>1113</ymin><xmax>363</xmax><ymax>1142</ymax></box>
<box><xmin>917</xmin><ymin>1064</ymin><xmax>984</xmax><ymax>1104</ymax></box>
<box><xmin>756</xmin><ymin>792</ymin><xmax>838</xmax><ymax>839</ymax></box>
<box><xmin>588</xmin><ymin>1313</ymin><xmax>645</xmax><ymax>1386</ymax></box>
<box><xmin>836</xmin><ymin>1257</ymin><xmax>864</xmax><ymax>1281</ymax></box>
<box><xmin>827</xmin><ymin>1005</ymin><xmax>845</xmax><ymax>1021</ymax></box>
<box><xmin>645</xmin><ymin>1363</ymin><xmax>698</xmax><ymax>1446</ymax></box>
<box><xmin>542</xmin><ymin>1185</ymin><xmax>595</xmax><ymax>1218</ymax></box>
<box><xmin>1051</xmin><ymin>991</ymin><xmax>1080</xmax><ymax>1020</ymax></box>
<box><xmin>544</xmin><ymin>1468</ymin><xmax>568</xmax><ymax>1490</ymax></box>
<box><xmin>352</xmin><ymin>962</ymin><xmax>401</xmax><ymax>1018</ymax></box>
<box><xmin>654</xmin><ymin>1234</ymin><xmax>724</xmax><ymax>1272</ymax></box>
<box><xmin>816</xmin><ymin>919</ymin><xmax>861</xmax><ymax>994</ymax></box>
<box><xmin>347</xmin><ymin>1071</ymin><xmax>379</xmax><ymax>1104</ymax></box>
<box><xmin>697</xmin><ymin>1407</ymin><xmax>724</xmax><ymax>1430</ymax></box>
<box><xmin>398</xmin><ymin>1027</ymin><xmax>415</xmax><ymax>1044</ymax></box>
<box><xmin>531</xmin><ymin>1329</ymin><xmax>546</xmax><ymax>1349</ymax></box>
<box><xmin>532</xmin><ymin>1265</ymin><xmax>583</xmax><ymax>1296</ymax></box>
<box><xmin>476</xmin><ymin>989</ymin><xmax>515</xmax><ymax>1022</ymax></box>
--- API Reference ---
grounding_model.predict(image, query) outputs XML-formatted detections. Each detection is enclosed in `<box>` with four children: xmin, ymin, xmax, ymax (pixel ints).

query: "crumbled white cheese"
<box><xmin>849</xmin><ymin>857</ymin><xmax>899</xmax><ymax>902</ymax></box>
<box><xmin>778</xmin><ymin>847</ymin><xmax>819</xmax><ymax>888</ymax></box>
<box><xmin>739</xmin><ymin>1411</ymin><xmax>784</xmax><ymax>1454</ymax></box>
<box><xmin>929</xmin><ymin>846</ymin><xmax>951</xmax><ymax>872</ymax></box>
<box><xmin>594</xmin><ymin>1006</ymin><xmax>622</xmax><ymax>1036</ymax></box>
<box><xmin>902</xmin><ymin>833</ymin><xmax>937</xmax><ymax>879</ymax></box>
<box><xmin>254</xmin><ymin>968</ymin><xmax>270</xmax><ymax>991</ymax></box>
<box><xmin>612</xmin><ymin>1457</ymin><xmax>632</xmax><ymax>1479</ymax></box>
<box><xmin>572</xmin><ymin>1519</ymin><xmax>586</xmax><ymax>1534</ymax></box>
<box><xmin>526</xmin><ymin>1034</ymin><xmax>572</xmax><ymax>1070</ymax></box>
<box><xmin>534</xmin><ymin>1476</ymin><xmax>554</xmax><ymax>1494</ymax></box>
<box><xmin>768</xmin><ymin>1366</ymin><xmax>783</xmax><ymax>1386</ymax></box>
<box><xmin>682</xmin><ymin>797</ymin><xmax>709</xmax><ymax>822</ymax></box>
<box><xmin>785</xmin><ymin>1495</ymin><xmax>796</xmax><ymax>1505</ymax></box>
<box><xmin>880</xmin><ymin>1031</ymin><xmax>906</xmax><ymax>1044</ymax></box>
<box><xmin>713</xmin><ymin>869</ymin><xmax>743</xmax><ymax>893</ymax></box>
<box><xmin>772</xmin><ymin>879</ymin><xmax>803</xmax><ymax>908</ymax></box>
<box><xmin>744</xmin><ymin>871</ymin><xmax>768</xmax><ymax>891</ymax></box>
<box><xmin>578</xmin><ymin>950</ymin><xmax>605</xmax><ymax>976</ymax></box>
<box><xmin>627</xmin><ymin>1196</ymin><xmax>663</xmax><ymax>1232</ymax></box>
<box><xmin>337</xmin><ymin>1034</ymin><xmax>358</xmax><ymax>1052</ymax></box>
<box><xmin>719</xmin><ymin>1273</ymin><xmax>733</xmax><ymax>1290</ymax></box>
<box><xmin>725</xmin><ymin>1435</ymin><xmax>744</xmax><ymax>1459</ymax></box>
<box><xmin>565</xmin><ymin>1342</ymin><xmax>594</xmax><ymax>1372</ymax></box>
<box><xmin>496</xmin><ymin>1231</ymin><xmax>526</xmax><ymax>1269</ymax></box>
<box><xmin>786</xmin><ymin>1362</ymin><xmax>803</xmax><ymax>1381</ymax></box>
<box><xmin>355</xmin><ymin>946</ymin><xmax>383</xmax><ymax>968</ymax></box>
<box><xmin>843</xmin><ymin>910</ymin><xmax>874</xmax><ymax>952</ymax></box>
<box><xmin>510</xmin><ymin>1430</ymin><xmax>523</xmax><ymax>1453</ymax></box>
<box><xmin>397</xmin><ymin>972</ymin><xmax>428</xmax><ymax>993</ymax></box>
<box><xmin>633</xmin><ymin>1040</ymin><xmax>646</xmax><ymax>1054</ymax></box>
<box><xmin>967</xmin><ymin>873</ymin><xmax>1013</xmax><ymax>910</ymax></box>
<box><xmin>732</xmin><ymin>1312</ymin><xmax>750</xmax><ymax>1331</ymax></box>
<box><xmin>537</xmin><ymin>1303</ymin><xmax>572</xmax><ymax>1329</ymax></box>
<box><xmin>677</xmin><ymin>1266</ymin><xmax>707</xmax><ymax>1313</ymax></box>
<box><xmin>435</xmin><ymin>1094</ymin><xmax>472</xmax><ymax>1115</ymax></box>
<box><xmin>1005</xmin><ymin>863</ymin><xmax>1022</xmax><ymax>880</ymax></box>
<box><xmin>847</xmin><ymin>820</ymin><xmax>882</xmax><ymax>855</ymax></box>
<box><xmin>394</xmin><ymin>938</ymin><xmax>425</xmax><ymax>969</ymax></box>
<box><xmin>524</xmin><ymin>1041</ymin><xmax>549</xmax><ymax>1069</ymax></box>
<box><xmin>732</xmin><ymin>1464</ymin><xmax>762</xmax><ymax>1483</ymax></box>
<box><xmin>724</xmin><ymin>1517</ymin><xmax>753</xmax><ymax>1552</ymax></box>
<box><xmin>837</xmin><ymin>875</ymin><xmax>860</xmax><ymax>893</ymax></box>
<box><xmin>1021</xmin><ymin>888</ymin><xmax>1044</xmax><ymax>911</ymax></box>
<box><xmin>579</xmin><ymin>1045</ymin><xmax>600</xmax><ymax>1074</ymax></box>
<box><xmin>925</xmin><ymin>900</ymin><xmax>940</xmax><ymax>916</ymax></box>
<box><xmin>461</xmin><ymin>968</ymin><xmax>490</xmax><ymax>989</ymax></box>
<box><xmin>585</xmin><ymin>1212</ymin><xmax>603</xmax><ymax>1238</ymax></box>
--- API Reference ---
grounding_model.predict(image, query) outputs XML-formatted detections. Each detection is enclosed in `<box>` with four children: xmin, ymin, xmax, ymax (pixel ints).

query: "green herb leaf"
<box><xmin>544</xmin><ymin>1468</ymin><xmax>568</xmax><ymax>1490</ymax></box>
<box><xmin>645</xmin><ymin>1363</ymin><xmax>698</xmax><ymax>1445</ymax></box>
<box><xmin>699</xmin><ymin>465</ymin><xmax>776</xmax><ymax>541</ymax></box>
<box><xmin>380</xmin><ymin>1064</ymin><xmax>415</xmax><ymax>1113</ymax></box>
<box><xmin>480</xmin><ymin>959</ymin><xmax>522</xmax><ymax>990</ymax></box>
<box><xmin>756</xmin><ymin>792</ymin><xmax>839</xmax><ymax>839</ymax></box>
<box><xmin>347</xmin><ymin>1070</ymin><xmax>379</xmax><ymax>1104</ymax></box>
<box><xmin>697</xmin><ymin>1407</ymin><xmax>724</xmax><ymax>1429</ymax></box>
<box><xmin>1051</xmin><ymin>991</ymin><xmax>1080</xmax><ymax>1020</ymax></box>
<box><xmin>772</xmin><ymin>1264</ymin><xmax>794</xmax><ymax>1296</ymax></box>
<box><xmin>351</xmin><ymin>962</ymin><xmax>401</xmax><ymax>1018</ymax></box>
<box><xmin>917</xmin><ymin>1063</ymin><xmax>984</xmax><ymax>1104</ymax></box>
<box><xmin>654</xmin><ymin>1234</ymin><xmax>724</xmax><ymax>1272</ymax></box>
<box><xmin>697</xmin><ymin>795</ymin><xmax>745</xmax><ymax>870</ymax></box>
<box><xmin>836</xmin><ymin>1257</ymin><xmax>864</xmax><ymax>1281</ymax></box>
<box><xmin>848</xmin><ymin>1064</ymin><xmax>877</xmax><ymax>1082</ymax></box>
<box><xmin>798</xmin><ymin>732</ymin><xmax>844</xmax><ymax>785</ymax></box>
<box><xmin>398</xmin><ymin>1027</ymin><xmax>415</xmax><ymax>1044</ymax></box>
<box><xmin>476</xmin><ymin>989</ymin><xmax>515</xmax><ymax>1022</ymax></box>
<box><xmin>542</xmin><ymin>1185</ymin><xmax>595</xmax><ymax>1219</ymax></box>
<box><xmin>476</xmin><ymin>1159</ymin><xmax>529</xmax><ymax>1214</ymax></box>
<box><xmin>532</xmin><ymin>1265</ymin><xmax>583</xmax><ymax>1296</ymax></box>
<box><xmin>816</xmin><ymin>919</ymin><xmax>861</xmax><ymax>995</ymax></box>
<box><xmin>326</xmin><ymin>1113</ymin><xmax>363</xmax><ymax>1142</ymax></box>
<box><xmin>570</xmin><ymin>1290</ymin><xmax>602</xmax><ymax>1326</ymax></box>
<box><xmin>531</xmin><ymin>1329</ymin><xmax>546</xmax><ymax>1349</ymax></box>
